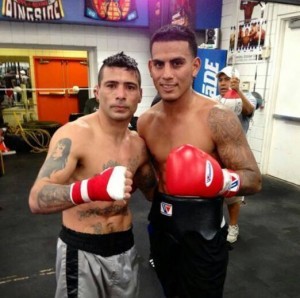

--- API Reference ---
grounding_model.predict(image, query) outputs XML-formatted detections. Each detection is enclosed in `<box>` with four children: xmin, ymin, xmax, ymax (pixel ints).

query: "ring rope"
<box><xmin>0</xmin><ymin>87</ymin><xmax>94</xmax><ymax>92</ymax></box>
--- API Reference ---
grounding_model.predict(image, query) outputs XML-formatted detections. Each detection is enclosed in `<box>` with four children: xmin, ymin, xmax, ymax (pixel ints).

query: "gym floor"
<box><xmin>0</xmin><ymin>152</ymin><xmax>299</xmax><ymax>298</ymax></box>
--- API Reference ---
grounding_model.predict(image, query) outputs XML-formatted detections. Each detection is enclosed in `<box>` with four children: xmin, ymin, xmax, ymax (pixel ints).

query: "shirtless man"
<box><xmin>138</xmin><ymin>24</ymin><xmax>262</xmax><ymax>298</ymax></box>
<box><xmin>29</xmin><ymin>52</ymin><xmax>157</xmax><ymax>298</ymax></box>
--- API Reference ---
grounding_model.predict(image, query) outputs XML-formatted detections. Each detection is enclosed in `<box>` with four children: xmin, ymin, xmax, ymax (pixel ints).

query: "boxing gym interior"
<box><xmin>0</xmin><ymin>1</ymin><xmax>300</xmax><ymax>298</ymax></box>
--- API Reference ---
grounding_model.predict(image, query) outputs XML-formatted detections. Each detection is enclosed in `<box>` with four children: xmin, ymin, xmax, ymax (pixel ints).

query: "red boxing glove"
<box><xmin>70</xmin><ymin>166</ymin><xmax>129</xmax><ymax>205</ymax></box>
<box><xmin>165</xmin><ymin>144</ymin><xmax>240</xmax><ymax>198</ymax></box>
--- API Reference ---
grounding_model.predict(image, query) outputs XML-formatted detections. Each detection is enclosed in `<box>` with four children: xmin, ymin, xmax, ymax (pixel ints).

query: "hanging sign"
<box><xmin>1</xmin><ymin>0</ymin><xmax>64</xmax><ymax>21</ymax></box>
<box><xmin>194</xmin><ymin>49</ymin><xmax>227</xmax><ymax>97</ymax></box>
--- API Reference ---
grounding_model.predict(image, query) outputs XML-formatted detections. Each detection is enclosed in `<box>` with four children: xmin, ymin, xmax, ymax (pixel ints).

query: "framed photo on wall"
<box><xmin>228</xmin><ymin>1</ymin><xmax>267</xmax><ymax>64</ymax></box>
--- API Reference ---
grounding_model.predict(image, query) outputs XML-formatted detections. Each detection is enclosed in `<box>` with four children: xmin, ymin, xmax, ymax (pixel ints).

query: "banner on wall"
<box><xmin>85</xmin><ymin>0</ymin><xmax>138</xmax><ymax>22</ymax></box>
<box><xmin>193</xmin><ymin>49</ymin><xmax>227</xmax><ymax>98</ymax></box>
<box><xmin>227</xmin><ymin>1</ymin><xmax>267</xmax><ymax>64</ymax></box>
<box><xmin>0</xmin><ymin>0</ymin><xmax>148</xmax><ymax>27</ymax></box>
<box><xmin>1</xmin><ymin>0</ymin><xmax>64</xmax><ymax>21</ymax></box>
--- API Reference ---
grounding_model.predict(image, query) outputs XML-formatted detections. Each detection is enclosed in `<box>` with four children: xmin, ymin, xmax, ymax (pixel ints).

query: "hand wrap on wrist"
<box><xmin>70</xmin><ymin>166</ymin><xmax>127</xmax><ymax>205</ymax></box>
<box><xmin>220</xmin><ymin>169</ymin><xmax>240</xmax><ymax>198</ymax></box>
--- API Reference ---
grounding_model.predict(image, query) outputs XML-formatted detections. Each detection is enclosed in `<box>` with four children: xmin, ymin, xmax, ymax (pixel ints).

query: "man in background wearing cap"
<box><xmin>215</xmin><ymin>66</ymin><xmax>257</xmax><ymax>243</ymax></box>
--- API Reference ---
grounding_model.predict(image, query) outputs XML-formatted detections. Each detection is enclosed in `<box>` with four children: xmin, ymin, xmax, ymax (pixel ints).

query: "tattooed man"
<box><xmin>29</xmin><ymin>52</ymin><xmax>157</xmax><ymax>298</ymax></box>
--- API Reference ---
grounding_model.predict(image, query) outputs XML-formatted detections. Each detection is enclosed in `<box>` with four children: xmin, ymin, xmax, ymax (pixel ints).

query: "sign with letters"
<box><xmin>0</xmin><ymin>0</ymin><xmax>148</xmax><ymax>27</ymax></box>
<box><xmin>1</xmin><ymin>0</ymin><xmax>64</xmax><ymax>21</ymax></box>
<box><xmin>193</xmin><ymin>49</ymin><xmax>227</xmax><ymax>98</ymax></box>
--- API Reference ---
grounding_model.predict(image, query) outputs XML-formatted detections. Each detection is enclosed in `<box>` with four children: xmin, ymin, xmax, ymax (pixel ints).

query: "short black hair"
<box><xmin>98</xmin><ymin>52</ymin><xmax>141</xmax><ymax>87</ymax></box>
<box><xmin>150</xmin><ymin>24</ymin><xmax>198</xmax><ymax>58</ymax></box>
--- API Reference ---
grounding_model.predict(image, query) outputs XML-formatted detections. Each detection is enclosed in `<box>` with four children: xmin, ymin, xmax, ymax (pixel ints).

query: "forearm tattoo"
<box><xmin>37</xmin><ymin>184</ymin><xmax>71</xmax><ymax>210</ymax></box>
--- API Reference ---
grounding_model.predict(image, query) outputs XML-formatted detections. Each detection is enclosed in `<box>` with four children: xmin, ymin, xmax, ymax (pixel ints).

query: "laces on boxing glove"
<box><xmin>220</xmin><ymin>169</ymin><xmax>240</xmax><ymax>198</ymax></box>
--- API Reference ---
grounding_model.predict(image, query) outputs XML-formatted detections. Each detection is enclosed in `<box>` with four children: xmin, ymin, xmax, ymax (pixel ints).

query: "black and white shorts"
<box><xmin>55</xmin><ymin>226</ymin><xmax>139</xmax><ymax>298</ymax></box>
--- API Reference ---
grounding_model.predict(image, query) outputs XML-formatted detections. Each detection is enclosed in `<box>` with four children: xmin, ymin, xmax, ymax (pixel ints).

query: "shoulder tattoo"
<box><xmin>208</xmin><ymin>107</ymin><xmax>243</xmax><ymax>144</ymax></box>
<box><xmin>38</xmin><ymin>138</ymin><xmax>72</xmax><ymax>179</ymax></box>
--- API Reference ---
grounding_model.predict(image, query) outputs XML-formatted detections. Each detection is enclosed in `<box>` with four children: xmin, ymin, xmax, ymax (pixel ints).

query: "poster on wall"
<box><xmin>148</xmin><ymin>0</ymin><xmax>198</xmax><ymax>35</ymax></box>
<box><xmin>228</xmin><ymin>0</ymin><xmax>267</xmax><ymax>64</ymax></box>
<box><xmin>1</xmin><ymin>0</ymin><xmax>64</xmax><ymax>21</ymax></box>
<box><xmin>85</xmin><ymin>0</ymin><xmax>138</xmax><ymax>22</ymax></box>
<box><xmin>169</xmin><ymin>0</ymin><xmax>193</xmax><ymax>27</ymax></box>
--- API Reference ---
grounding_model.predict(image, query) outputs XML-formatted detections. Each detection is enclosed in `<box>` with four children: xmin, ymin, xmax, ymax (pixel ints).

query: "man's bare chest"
<box><xmin>74</xmin><ymin>143</ymin><xmax>141</xmax><ymax>180</ymax></box>
<box><xmin>147</xmin><ymin>122</ymin><xmax>214</xmax><ymax>163</ymax></box>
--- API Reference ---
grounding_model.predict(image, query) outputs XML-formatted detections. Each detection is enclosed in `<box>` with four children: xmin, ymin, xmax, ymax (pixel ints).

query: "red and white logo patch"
<box><xmin>160</xmin><ymin>202</ymin><xmax>173</xmax><ymax>217</ymax></box>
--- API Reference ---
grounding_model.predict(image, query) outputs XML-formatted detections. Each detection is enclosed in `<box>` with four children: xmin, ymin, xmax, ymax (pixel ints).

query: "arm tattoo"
<box><xmin>37</xmin><ymin>184</ymin><xmax>71</xmax><ymax>210</ymax></box>
<box><xmin>38</xmin><ymin>138</ymin><xmax>72</xmax><ymax>179</ymax></box>
<box><xmin>208</xmin><ymin>107</ymin><xmax>245</xmax><ymax>167</ymax></box>
<box><xmin>208</xmin><ymin>108</ymin><xmax>243</xmax><ymax>144</ymax></box>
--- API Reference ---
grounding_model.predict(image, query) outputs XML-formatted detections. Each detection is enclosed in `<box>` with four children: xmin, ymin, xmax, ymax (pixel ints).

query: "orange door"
<box><xmin>34</xmin><ymin>57</ymin><xmax>89</xmax><ymax>125</ymax></box>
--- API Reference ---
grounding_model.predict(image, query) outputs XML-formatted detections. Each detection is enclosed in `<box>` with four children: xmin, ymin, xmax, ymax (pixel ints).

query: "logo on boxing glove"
<box><xmin>165</xmin><ymin>144</ymin><xmax>240</xmax><ymax>198</ymax></box>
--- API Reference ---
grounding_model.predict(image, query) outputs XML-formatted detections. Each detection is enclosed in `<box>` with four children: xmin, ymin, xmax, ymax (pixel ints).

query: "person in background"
<box><xmin>83</xmin><ymin>85</ymin><xmax>99</xmax><ymax>114</ymax></box>
<box><xmin>29</xmin><ymin>52</ymin><xmax>157</xmax><ymax>298</ymax></box>
<box><xmin>138</xmin><ymin>24</ymin><xmax>261</xmax><ymax>298</ymax></box>
<box><xmin>215</xmin><ymin>66</ymin><xmax>257</xmax><ymax>243</ymax></box>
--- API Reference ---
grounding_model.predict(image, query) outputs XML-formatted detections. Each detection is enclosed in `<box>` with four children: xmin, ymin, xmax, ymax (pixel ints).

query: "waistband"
<box><xmin>59</xmin><ymin>226</ymin><xmax>134</xmax><ymax>257</ymax></box>
<box><xmin>149</xmin><ymin>193</ymin><xmax>224</xmax><ymax>240</ymax></box>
